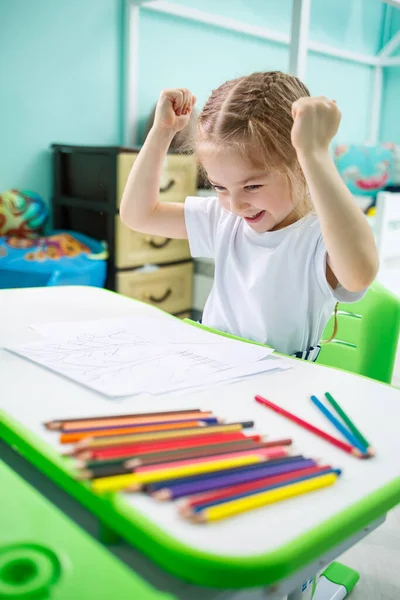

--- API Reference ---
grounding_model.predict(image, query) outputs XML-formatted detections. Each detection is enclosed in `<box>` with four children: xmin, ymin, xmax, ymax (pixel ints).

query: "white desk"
<box><xmin>1</xmin><ymin>286</ymin><xmax>400</xmax><ymax>600</ymax></box>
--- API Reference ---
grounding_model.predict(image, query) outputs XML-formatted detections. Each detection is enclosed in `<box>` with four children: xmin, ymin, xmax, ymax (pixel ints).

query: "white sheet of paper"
<box><xmin>161</xmin><ymin>360</ymin><xmax>291</xmax><ymax>397</ymax></box>
<box><xmin>10</xmin><ymin>317</ymin><xmax>284</xmax><ymax>397</ymax></box>
<box><xmin>29</xmin><ymin>317</ymin><xmax>274</xmax><ymax>363</ymax></box>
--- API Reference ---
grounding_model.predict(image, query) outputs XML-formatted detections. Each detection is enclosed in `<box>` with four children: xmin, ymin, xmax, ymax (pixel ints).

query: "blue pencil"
<box><xmin>310</xmin><ymin>396</ymin><xmax>367</xmax><ymax>454</ymax></box>
<box><xmin>189</xmin><ymin>467</ymin><xmax>341</xmax><ymax>513</ymax></box>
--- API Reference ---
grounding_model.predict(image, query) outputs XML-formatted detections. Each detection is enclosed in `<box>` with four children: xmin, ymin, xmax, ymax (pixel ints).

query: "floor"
<box><xmin>339</xmin><ymin>507</ymin><xmax>400</xmax><ymax>599</ymax></box>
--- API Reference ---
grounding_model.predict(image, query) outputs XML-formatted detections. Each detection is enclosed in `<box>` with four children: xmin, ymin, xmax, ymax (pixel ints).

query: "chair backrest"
<box><xmin>318</xmin><ymin>281</ymin><xmax>400</xmax><ymax>384</ymax></box>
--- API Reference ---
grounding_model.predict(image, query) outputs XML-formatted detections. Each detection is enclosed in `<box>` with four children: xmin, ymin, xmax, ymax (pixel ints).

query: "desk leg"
<box><xmin>311</xmin><ymin>562</ymin><xmax>360</xmax><ymax>600</ymax></box>
<box><xmin>265</xmin><ymin>516</ymin><xmax>385</xmax><ymax>600</ymax></box>
<box><xmin>287</xmin><ymin>561</ymin><xmax>360</xmax><ymax>600</ymax></box>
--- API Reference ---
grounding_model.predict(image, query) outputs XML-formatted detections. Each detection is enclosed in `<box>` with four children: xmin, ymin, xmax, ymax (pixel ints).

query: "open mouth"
<box><xmin>244</xmin><ymin>210</ymin><xmax>265</xmax><ymax>224</ymax></box>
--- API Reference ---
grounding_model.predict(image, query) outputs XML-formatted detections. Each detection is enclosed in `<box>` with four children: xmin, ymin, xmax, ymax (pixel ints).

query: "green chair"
<box><xmin>318</xmin><ymin>281</ymin><xmax>400</xmax><ymax>384</ymax></box>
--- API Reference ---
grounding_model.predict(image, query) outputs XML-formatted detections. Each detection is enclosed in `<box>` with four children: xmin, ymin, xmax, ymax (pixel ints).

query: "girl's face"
<box><xmin>201</xmin><ymin>148</ymin><xmax>304</xmax><ymax>233</ymax></box>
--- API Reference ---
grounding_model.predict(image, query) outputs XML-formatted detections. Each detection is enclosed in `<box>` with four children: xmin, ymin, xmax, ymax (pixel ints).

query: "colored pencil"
<box><xmin>76</xmin><ymin>422</ymin><xmax>255</xmax><ymax>450</ymax></box>
<box><xmin>151</xmin><ymin>458</ymin><xmax>316</xmax><ymax>500</ymax></box>
<box><xmin>190</xmin><ymin>472</ymin><xmax>339</xmax><ymax>523</ymax></box>
<box><xmin>79</xmin><ymin>438</ymin><xmax>270</xmax><ymax>469</ymax></box>
<box><xmin>78</xmin><ymin>447</ymin><xmax>289</xmax><ymax>480</ymax></box>
<box><xmin>91</xmin><ymin>454</ymin><xmax>270</xmax><ymax>493</ymax></box>
<box><xmin>44</xmin><ymin>409</ymin><xmax>206</xmax><ymax>430</ymax></box>
<box><xmin>255</xmin><ymin>395</ymin><xmax>363</xmax><ymax>457</ymax></box>
<box><xmin>124</xmin><ymin>438</ymin><xmax>293</xmax><ymax>468</ymax></box>
<box><xmin>72</xmin><ymin>433</ymin><xmax>259</xmax><ymax>460</ymax></box>
<box><xmin>185</xmin><ymin>466</ymin><xmax>339</xmax><ymax>515</ymax></box>
<box><xmin>79</xmin><ymin>444</ymin><xmax>285</xmax><ymax>479</ymax></box>
<box><xmin>60</xmin><ymin>417</ymin><xmax>220</xmax><ymax>435</ymax></box>
<box><xmin>310</xmin><ymin>396</ymin><xmax>367</xmax><ymax>455</ymax></box>
<box><xmin>325</xmin><ymin>392</ymin><xmax>375</xmax><ymax>456</ymax></box>
<box><xmin>179</xmin><ymin>464</ymin><xmax>332</xmax><ymax>515</ymax></box>
<box><xmin>60</xmin><ymin>419</ymin><xmax>218</xmax><ymax>444</ymax></box>
<box><xmin>129</xmin><ymin>446</ymin><xmax>288</xmax><ymax>473</ymax></box>
<box><xmin>146</xmin><ymin>455</ymin><xmax>306</xmax><ymax>493</ymax></box>
<box><xmin>60</xmin><ymin>412</ymin><xmax>214</xmax><ymax>431</ymax></box>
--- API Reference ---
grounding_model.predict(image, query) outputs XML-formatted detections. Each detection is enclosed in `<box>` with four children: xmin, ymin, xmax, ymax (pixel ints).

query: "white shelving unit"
<box><xmin>123</xmin><ymin>0</ymin><xmax>400</xmax><ymax>145</ymax></box>
<box><xmin>375</xmin><ymin>191</ymin><xmax>400</xmax><ymax>296</ymax></box>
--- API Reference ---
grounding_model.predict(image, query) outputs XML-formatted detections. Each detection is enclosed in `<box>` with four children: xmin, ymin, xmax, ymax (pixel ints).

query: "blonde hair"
<box><xmin>195</xmin><ymin>71</ymin><xmax>311</xmax><ymax>209</ymax></box>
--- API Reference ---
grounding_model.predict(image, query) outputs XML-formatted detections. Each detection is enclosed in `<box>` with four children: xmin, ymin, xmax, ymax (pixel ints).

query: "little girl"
<box><xmin>120</xmin><ymin>71</ymin><xmax>378</xmax><ymax>360</ymax></box>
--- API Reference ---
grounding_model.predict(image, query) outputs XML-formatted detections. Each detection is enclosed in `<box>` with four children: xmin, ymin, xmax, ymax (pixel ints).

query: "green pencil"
<box><xmin>325</xmin><ymin>392</ymin><xmax>375</xmax><ymax>456</ymax></box>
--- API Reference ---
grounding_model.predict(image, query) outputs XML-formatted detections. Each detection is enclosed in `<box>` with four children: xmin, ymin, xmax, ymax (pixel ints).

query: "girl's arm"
<box><xmin>291</xmin><ymin>97</ymin><xmax>379</xmax><ymax>292</ymax></box>
<box><xmin>119</xmin><ymin>88</ymin><xmax>196</xmax><ymax>239</ymax></box>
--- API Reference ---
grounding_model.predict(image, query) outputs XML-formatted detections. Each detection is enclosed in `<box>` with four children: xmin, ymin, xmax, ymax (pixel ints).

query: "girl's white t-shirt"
<box><xmin>184</xmin><ymin>196</ymin><xmax>365</xmax><ymax>355</ymax></box>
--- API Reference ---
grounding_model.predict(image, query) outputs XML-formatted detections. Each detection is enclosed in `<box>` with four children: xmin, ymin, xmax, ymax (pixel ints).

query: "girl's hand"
<box><xmin>153</xmin><ymin>88</ymin><xmax>197</xmax><ymax>134</ymax></box>
<box><xmin>291</xmin><ymin>96</ymin><xmax>341</xmax><ymax>155</ymax></box>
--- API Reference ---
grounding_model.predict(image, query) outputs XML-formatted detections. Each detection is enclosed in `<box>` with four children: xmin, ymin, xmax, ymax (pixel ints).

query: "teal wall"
<box><xmin>0</xmin><ymin>0</ymin><xmax>398</xmax><ymax>207</ymax></box>
<box><xmin>381</xmin><ymin>7</ymin><xmax>400</xmax><ymax>144</ymax></box>
<box><xmin>0</xmin><ymin>0</ymin><xmax>123</xmax><ymax>204</ymax></box>
<box><xmin>137</xmin><ymin>0</ymin><xmax>385</xmax><ymax>144</ymax></box>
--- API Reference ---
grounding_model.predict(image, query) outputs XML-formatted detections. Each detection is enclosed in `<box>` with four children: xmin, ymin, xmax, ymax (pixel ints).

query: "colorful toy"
<box><xmin>0</xmin><ymin>189</ymin><xmax>48</xmax><ymax>237</ymax></box>
<box><xmin>0</xmin><ymin>231</ymin><xmax>107</xmax><ymax>289</ymax></box>
<box><xmin>334</xmin><ymin>145</ymin><xmax>395</xmax><ymax>196</ymax></box>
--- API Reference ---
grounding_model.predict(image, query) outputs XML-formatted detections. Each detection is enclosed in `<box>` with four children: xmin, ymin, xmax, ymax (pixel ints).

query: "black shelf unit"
<box><xmin>52</xmin><ymin>144</ymin><xmax>141</xmax><ymax>291</ymax></box>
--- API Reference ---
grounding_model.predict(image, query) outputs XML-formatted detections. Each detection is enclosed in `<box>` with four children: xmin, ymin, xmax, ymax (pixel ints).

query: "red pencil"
<box><xmin>255</xmin><ymin>395</ymin><xmax>362</xmax><ymax>457</ymax></box>
<box><xmin>178</xmin><ymin>464</ymin><xmax>331</xmax><ymax>515</ymax></box>
<box><xmin>71</xmin><ymin>433</ymin><xmax>262</xmax><ymax>461</ymax></box>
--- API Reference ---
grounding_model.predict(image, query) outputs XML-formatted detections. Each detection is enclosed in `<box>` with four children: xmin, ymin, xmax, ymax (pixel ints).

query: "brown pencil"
<box><xmin>77</xmin><ymin>438</ymin><xmax>265</xmax><ymax>469</ymax></box>
<box><xmin>64</xmin><ymin>432</ymin><xmax>257</xmax><ymax>460</ymax></box>
<box><xmin>59</xmin><ymin>418</ymin><xmax>222</xmax><ymax>445</ymax></box>
<box><xmin>125</xmin><ymin>438</ymin><xmax>293</xmax><ymax>468</ymax></box>
<box><xmin>44</xmin><ymin>409</ymin><xmax>208</xmax><ymax>431</ymax></box>
<box><xmin>59</xmin><ymin>412</ymin><xmax>215</xmax><ymax>433</ymax></box>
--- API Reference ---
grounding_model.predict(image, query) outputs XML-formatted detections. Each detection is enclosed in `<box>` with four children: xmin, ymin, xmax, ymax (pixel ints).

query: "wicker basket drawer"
<box><xmin>116</xmin><ymin>262</ymin><xmax>193</xmax><ymax>314</ymax></box>
<box><xmin>117</xmin><ymin>153</ymin><xmax>197</xmax><ymax>207</ymax></box>
<box><xmin>115</xmin><ymin>219</ymin><xmax>191</xmax><ymax>268</ymax></box>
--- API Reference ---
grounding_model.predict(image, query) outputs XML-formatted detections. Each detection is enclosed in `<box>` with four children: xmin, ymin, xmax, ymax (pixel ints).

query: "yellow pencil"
<box><xmin>91</xmin><ymin>454</ymin><xmax>264</xmax><ymax>493</ymax></box>
<box><xmin>190</xmin><ymin>473</ymin><xmax>339</xmax><ymax>523</ymax></box>
<box><xmin>77</xmin><ymin>422</ymin><xmax>252</xmax><ymax>449</ymax></box>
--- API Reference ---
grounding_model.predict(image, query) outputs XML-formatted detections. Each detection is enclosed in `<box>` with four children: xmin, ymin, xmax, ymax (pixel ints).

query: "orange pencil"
<box><xmin>60</xmin><ymin>419</ymin><xmax>219</xmax><ymax>444</ymax></box>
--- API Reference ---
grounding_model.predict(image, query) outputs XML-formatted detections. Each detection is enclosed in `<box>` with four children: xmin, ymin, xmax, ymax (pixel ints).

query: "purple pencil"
<box><xmin>152</xmin><ymin>458</ymin><xmax>317</xmax><ymax>500</ymax></box>
<box><xmin>146</xmin><ymin>455</ymin><xmax>304</xmax><ymax>493</ymax></box>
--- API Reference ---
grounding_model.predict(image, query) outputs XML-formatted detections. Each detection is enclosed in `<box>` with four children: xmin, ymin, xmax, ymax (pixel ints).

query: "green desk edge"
<box><xmin>1</xmin><ymin>301</ymin><xmax>400</xmax><ymax>589</ymax></box>
<box><xmin>0</xmin><ymin>459</ymin><xmax>172</xmax><ymax>600</ymax></box>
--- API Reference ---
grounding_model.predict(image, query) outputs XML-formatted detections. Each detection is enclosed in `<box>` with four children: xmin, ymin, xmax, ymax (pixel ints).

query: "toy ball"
<box><xmin>0</xmin><ymin>189</ymin><xmax>48</xmax><ymax>237</ymax></box>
